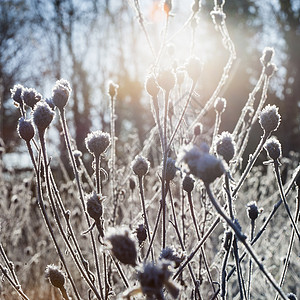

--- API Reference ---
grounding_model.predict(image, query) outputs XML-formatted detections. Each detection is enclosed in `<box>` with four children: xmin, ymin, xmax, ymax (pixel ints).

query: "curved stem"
<box><xmin>247</xmin><ymin>219</ymin><xmax>255</xmax><ymax>300</ymax></box>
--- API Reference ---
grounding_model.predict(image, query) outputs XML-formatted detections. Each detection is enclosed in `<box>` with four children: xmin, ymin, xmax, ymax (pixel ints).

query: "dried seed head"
<box><xmin>259</xmin><ymin>104</ymin><xmax>281</xmax><ymax>134</ymax></box>
<box><xmin>193</xmin><ymin>123</ymin><xmax>203</xmax><ymax>137</ymax></box>
<box><xmin>108</xmin><ymin>81</ymin><xmax>119</xmax><ymax>98</ymax></box>
<box><xmin>165</xmin><ymin>157</ymin><xmax>177</xmax><ymax>181</ymax></box>
<box><xmin>106</xmin><ymin>227</ymin><xmax>137</xmax><ymax>266</ymax></box>
<box><xmin>131</xmin><ymin>155</ymin><xmax>150</xmax><ymax>177</ymax></box>
<box><xmin>17</xmin><ymin>117</ymin><xmax>35</xmax><ymax>142</ymax></box>
<box><xmin>159</xmin><ymin>246</ymin><xmax>185</xmax><ymax>268</ymax></box>
<box><xmin>185</xmin><ymin>56</ymin><xmax>202</xmax><ymax>82</ymax></box>
<box><xmin>214</xmin><ymin>97</ymin><xmax>226</xmax><ymax>114</ymax></box>
<box><xmin>157</xmin><ymin>69</ymin><xmax>176</xmax><ymax>93</ymax></box>
<box><xmin>138</xmin><ymin>261</ymin><xmax>179</xmax><ymax>299</ymax></box>
<box><xmin>264</xmin><ymin>137</ymin><xmax>282</xmax><ymax>160</ymax></box>
<box><xmin>45</xmin><ymin>265</ymin><xmax>65</xmax><ymax>289</ymax></box>
<box><xmin>52</xmin><ymin>79</ymin><xmax>72</xmax><ymax>110</ymax></box>
<box><xmin>215</xmin><ymin>131</ymin><xmax>236</xmax><ymax>163</ymax></box>
<box><xmin>182</xmin><ymin>175</ymin><xmax>195</xmax><ymax>193</ymax></box>
<box><xmin>261</xmin><ymin>47</ymin><xmax>275</xmax><ymax>66</ymax></box>
<box><xmin>85</xmin><ymin>130</ymin><xmax>111</xmax><ymax>157</ymax></box>
<box><xmin>135</xmin><ymin>224</ymin><xmax>147</xmax><ymax>246</ymax></box>
<box><xmin>287</xmin><ymin>293</ymin><xmax>298</xmax><ymax>300</ymax></box>
<box><xmin>11</xmin><ymin>84</ymin><xmax>24</xmax><ymax>106</ymax></box>
<box><xmin>129</xmin><ymin>177</ymin><xmax>136</xmax><ymax>191</ymax></box>
<box><xmin>86</xmin><ymin>192</ymin><xmax>103</xmax><ymax>220</ymax></box>
<box><xmin>145</xmin><ymin>75</ymin><xmax>160</xmax><ymax>98</ymax></box>
<box><xmin>265</xmin><ymin>62</ymin><xmax>277</xmax><ymax>77</ymax></box>
<box><xmin>33</xmin><ymin>101</ymin><xmax>55</xmax><ymax>132</ymax></box>
<box><xmin>22</xmin><ymin>88</ymin><xmax>42</xmax><ymax>109</ymax></box>
<box><xmin>247</xmin><ymin>201</ymin><xmax>259</xmax><ymax>221</ymax></box>
<box><xmin>179</xmin><ymin>144</ymin><xmax>225</xmax><ymax>184</ymax></box>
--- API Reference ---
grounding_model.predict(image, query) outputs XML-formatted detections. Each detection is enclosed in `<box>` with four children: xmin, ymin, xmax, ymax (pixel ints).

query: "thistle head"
<box><xmin>135</xmin><ymin>224</ymin><xmax>147</xmax><ymax>246</ymax></box>
<box><xmin>131</xmin><ymin>155</ymin><xmax>150</xmax><ymax>178</ymax></box>
<box><xmin>22</xmin><ymin>88</ymin><xmax>42</xmax><ymax>109</ymax></box>
<box><xmin>85</xmin><ymin>130</ymin><xmax>111</xmax><ymax>157</ymax></box>
<box><xmin>157</xmin><ymin>69</ymin><xmax>176</xmax><ymax>93</ymax></box>
<box><xmin>193</xmin><ymin>122</ymin><xmax>203</xmax><ymax>137</ymax></box>
<box><xmin>159</xmin><ymin>246</ymin><xmax>185</xmax><ymax>268</ymax></box>
<box><xmin>214</xmin><ymin>97</ymin><xmax>226</xmax><ymax>114</ymax></box>
<box><xmin>215</xmin><ymin>131</ymin><xmax>236</xmax><ymax>163</ymax></box>
<box><xmin>45</xmin><ymin>265</ymin><xmax>65</xmax><ymax>289</ymax></box>
<box><xmin>165</xmin><ymin>157</ymin><xmax>177</xmax><ymax>181</ymax></box>
<box><xmin>33</xmin><ymin>101</ymin><xmax>55</xmax><ymax>133</ymax></box>
<box><xmin>265</xmin><ymin>62</ymin><xmax>277</xmax><ymax>77</ymax></box>
<box><xmin>259</xmin><ymin>104</ymin><xmax>281</xmax><ymax>135</ymax></box>
<box><xmin>108</xmin><ymin>81</ymin><xmax>119</xmax><ymax>98</ymax></box>
<box><xmin>145</xmin><ymin>75</ymin><xmax>160</xmax><ymax>98</ymax></box>
<box><xmin>264</xmin><ymin>137</ymin><xmax>282</xmax><ymax>160</ymax></box>
<box><xmin>261</xmin><ymin>47</ymin><xmax>275</xmax><ymax>67</ymax></box>
<box><xmin>52</xmin><ymin>79</ymin><xmax>72</xmax><ymax>110</ymax></box>
<box><xmin>185</xmin><ymin>56</ymin><xmax>202</xmax><ymax>82</ymax></box>
<box><xmin>182</xmin><ymin>174</ymin><xmax>195</xmax><ymax>193</ymax></box>
<box><xmin>11</xmin><ymin>84</ymin><xmax>24</xmax><ymax>106</ymax></box>
<box><xmin>86</xmin><ymin>192</ymin><xmax>103</xmax><ymax>221</ymax></box>
<box><xmin>106</xmin><ymin>227</ymin><xmax>137</xmax><ymax>266</ymax></box>
<box><xmin>17</xmin><ymin>117</ymin><xmax>35</xmax><ymax>142</ymax></box>
<box><xmin>247</xmin><ymin>201</ymin><xmax>260</xmax><ymax>221</ymax></box>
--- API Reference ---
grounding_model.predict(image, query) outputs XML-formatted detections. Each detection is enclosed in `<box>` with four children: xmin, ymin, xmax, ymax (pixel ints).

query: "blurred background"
<box><xmin>0</xmin><ymin>0</ymin><xmax>299</xmax><ymax>170</ymax></box>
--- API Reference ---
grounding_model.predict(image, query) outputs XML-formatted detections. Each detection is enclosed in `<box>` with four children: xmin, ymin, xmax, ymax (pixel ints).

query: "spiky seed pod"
<box><xmin>287</xmin><ymin>293</ymin><xmax>298</xmax><ymax>300</ymax></box>
<box><xmin>106</xmin><ymin>227</ymin><xmax>137</xmax><ymax>266</ymax></box>
<box><xmin>86</xmin><ymin>192</ymin><xmax>103</xmax><ymax>220</ymax></box>
<box><xmin>17</xmin><ymin>117</ymin><xmax>35</xmax><ymax>142</ymax></box>
<box><xmin>215</xmin><ymin>131</ymin><xmax>236</xmax><ymax>163</ymax></box>
<box><xmin>264</xmin><ymin>137</ymin><xmax>282</xmax><ymax>160</ymax></box>
<box><xmin>52</xmin><ymin>79</ymin><xmax>72</xmax><ymax>110</ymax></box>
<box><xmin>182</xmin><ymin>175</ymin><xmax>195</xmax><ymax>193</ymax></box>
<box><xmin>11</xmin><ymin>84</ymin><xmax>24</xmax><ymax>106</ymax></box>
<box><xmin>214</xmin><ymin>97</ymin><xmax>226</xmax><ymax>114</ymax></box>
<box><xmin>165</xmin><ymin>157</ymin><xmax>177</xmax><ymax>181</ymax></box>
<box><xmin>159</xmin><ymin>246</ymin><xmax>185</xmax><ymax>268</ymax></box>
<box><xmin>33</xmin><ymin>101</ymin><xmax>55</xmax><ymax>132</ymax></box>
<box><xmin>135</xmin><ymin>224</ymin><xmax>147</xmax><ymax>246</ymax></box>
<box><xmin>261</xmin><ymin>47</ymin><xmax>275</xmax><ymax>66</ymax></box>
<box><xmin>22</xmin><ymin>88</ymin><xmax>42</xmax><ymax>109</ymax></box>
<box><xmin>131</xmin><ymin>155</ymin><xmax>150</xmax><ymax>177</ymax></box>
<box><xmin>193</xmin><ymin>123</ymin><xmax>203</xmax><ymax>137</ymax></box>
<box><xmin>108</xmin><ymin>81</ymin><xmax>118</xmax><ymax>98</ymax></box>
<box><xmin>45</xmin><ymin>265</ymin><xmax>65</xmax><ymax>289</ymax></box>
<box><xmin>157</xmin><ymin>69</ymin><xmax>176</xmax><ymax>93</ymax></box>
<box><xmin>145</xmin><ymin>75</ymin><xmax>160</xmax><ymax>98</ymax></box>
<box><xmin>223</xmin><ymin>230</ymin><xmax>233</xmax><ymax>251</ymax></box>
<box><xmin>247</xmin><ymin>201</ymin><xmax>259</xmax><ymax>221</ymax></box>
<box><xmin>185</xmin><ymin>56</ymin><xmax>202</xmax><ymax>82</ymax></box>
<box><xmin>179</xmin><ymin>144</ymin><xmax>225</xmax><ymax>184</ymax></box>
<box><xmin>138</xmin><ymin>261</ymin><xmax>179</xmax><ymax>299</ymax></box>
<box><xmin>85</xmin><ymin>130</ymin><xmax>111</xmax><ymax>157</ymax></box>
<box><xmin>259</xmin><ymin>104</ymin><xmax>281</xmax><ymax>134</ymax></box>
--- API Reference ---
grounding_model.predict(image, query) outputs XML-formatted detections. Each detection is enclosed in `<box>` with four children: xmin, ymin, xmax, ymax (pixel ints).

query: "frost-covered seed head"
<box><xmin>165</xmin><ymin>157</ymin><xmax>177</xmax><ymax>181</ymax></box>
<box><xmin>108</xmin><ymin>81</ymin><xmax>118</xmax><ymax>98</ymax></box>
<box><xmin>215</xmin><ymin>131</ymin><xmax>236</xmax><ymax>163</ymax></box>
<box><xmin>85</xmin><ymin>130</ymin><xmax>111</xmax><ymax>157</ymax></box>
<box><xmin>182</xmin><ymin>175</ymin><xmax>195</xmax><ymax>193</ymax></box>
<box><xmin>157</xmin><ymin>69</ymin><xmax>176</xmax><ymax>92</ymax></box>
<box><xmin>138</xmin><ymin>261</ymin><xmax>179</xmax><ymax>299</ymax></box>
<box><xmin>22</xmin><ymin>88</ymin><xmax>41</xmax><ymax>109</ymax></box>
<box><xmin>265</xmin><ymin>63</ymin><xmax>277</xmax><ymax>77</ymax></box>
<box><xmin>52</xmin><ymin>79</ymin><xmax>72</xmax><ymax>110</ymax></box>
<box><xmin>33</xmin><ymin>101</ymin><xmax>55</xmax><ymax>132</ymax></box>
<box><xmin>214</xmin><ymin>97</ymin><xmax>226</xmax><ymax>114</ymax></box>
<box><xmin>129</xmin><ymin>177</ymin><xmax>136</xmax><ymax>191</ymax></box>
<box><xmin>185</xmin><ymin>56</ymin><xmax>202</xmax><ymax>82</ymax></box>
<box><xmin>193</xmin><ymin>123</ymin><xmax>203</xmax><ymax>136</ymax></box>
<box><xmin>106</xmin><ymin>227</ymin><xmax>137</xmax><ymax>266</ymax></box>
<box><xmin>17</xmin><ymin>118</ymin><xmax>35</xmax><ymax>142</ymax></box>
<box><xmin>259</xmin><ymin>104</ymin><xmax>281</xmax><ymax>134</ymax></box>
<box><xmin>159</xmin><ymin>246</ymin><xmax>185</xmax><ymax>268</ymax></box>
<box><xmin>261</xmin><ymin>47</ymin><xmax>274</xmax><ymax>66</ymax></box>
<box><xmin>178</xmin><ymin>144</ymin><xmax>225</xmax><ymax>184</ymax></box>
<box><xmin>135</xmin><ymin>224</ymin><xmax>147</xmax><ymax>246</ymax></box>
<box><xmin>131</xmin><ymin>155</ymin><xmax>150</xmax><ymax>177</ymax></box>
<box><xmin>86</xmin><ymin>192</ymin><xmax>103</xmax><ymax>220</ymax></box>
<box><xmin>45</xmin><ymin>265</ymin><xmax>65</xmax><ymax>289</ymax></box>
<box><xmin>247</xmin><ymin>201</ymin><xmax>259</xmax><ymax>221</ymax></box>
<box><xmin>264</xmin><ymin>137</ymin><xmax>281</xmax><ymax>160</ymax></box>
<box><xmin>145</xmin><ymin>75</ymin><xmax>160</xmax><ymax>98</ymax></box>
<box><xmin>11</xmin><ymin>84</ymin><xmax>24</xmax><ymax>106</ymax></box>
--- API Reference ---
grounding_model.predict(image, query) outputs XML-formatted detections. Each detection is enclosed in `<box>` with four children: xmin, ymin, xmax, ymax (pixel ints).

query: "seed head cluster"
<box><xmin>131</xmin><ymin>155</ymin><xmax>150</xmax><ymax>177</ymax></box>
<box><xmin>52</xmin><ymin>79</ymin><xmax>72</xmax><ymax>110</ymax></box>
<box><xmin>264</xmin><ymin>137</ymin><xmax>282</xmax><ymax>160</ymax></box>
<box><xmin>85</xmin><ymin>130</ymin><xmax>111</xmax><ymax>157</ymax></box>
<box><xmin>22</xmin><ymin>88</ymin><xmax>41</xmax><ymax>109</ymax></box>
<box><xmin>33</xmin><ymin>101</ymin><xmax>55</xmax><ymax>132</ymax></box>
<box><xmin>215</xmin><ymin>131</ymin><xmax>236</xmax><ymax>163</ymax></box>
<box><xmin>259</xmin><ymin>104</ymin><xmax>281</xmax><ymax>134</ymax></box>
